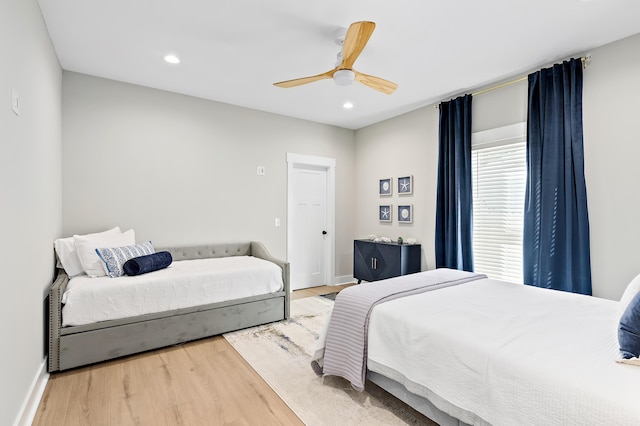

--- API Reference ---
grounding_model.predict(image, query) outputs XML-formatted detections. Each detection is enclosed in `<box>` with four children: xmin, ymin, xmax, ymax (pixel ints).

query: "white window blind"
<box><xmin>472</xmin><ymin>123</ymin><xmax>526</xmax><ymax>284</ymax></box>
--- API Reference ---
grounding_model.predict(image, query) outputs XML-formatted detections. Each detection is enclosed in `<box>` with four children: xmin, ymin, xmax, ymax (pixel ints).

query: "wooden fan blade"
<box><xmin>273</xmin><ymin>70</ymin><xmax>335</xmax><ymax>88</ymax></box>
<box><xmin>354</xmin><ymin>70</ymin><xmax>398</xmax><ymax>94</ymax></box>
<box><xmin>340</xmin><ymin>21</ymin><xmax>376</xmax><ymax>69</ymax></box>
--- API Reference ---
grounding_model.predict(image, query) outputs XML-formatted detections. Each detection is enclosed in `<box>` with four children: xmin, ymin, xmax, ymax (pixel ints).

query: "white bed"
<box><xmin>62</xmin><ymin>256</ymin><xmax>283</xmax><ymax>326</ymax></box>
<box><xmin>368</xmin><ymin>278</ymin><xmax>640</xmax><ymax>425</ymax></box>
<box><xmin>317</xmin><ymin>271</ymin><xmax>640</xmax><ymax>426</ymax></box>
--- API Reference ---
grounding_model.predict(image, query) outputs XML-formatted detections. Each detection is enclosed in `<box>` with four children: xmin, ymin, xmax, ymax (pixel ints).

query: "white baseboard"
<box><xmin>14</xmin><ymin>358</ymin><xmax>49</xmax><ymax>426</ymax></box>
<box><xmin>332</xmin><ymin>275</ymin><xmax>355</xmax><ymax>286</ymax></box>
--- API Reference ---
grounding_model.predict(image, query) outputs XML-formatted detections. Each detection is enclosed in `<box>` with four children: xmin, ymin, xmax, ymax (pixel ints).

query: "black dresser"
<box><xmin>353</xmin><ymin>239</ymin><xmax>421</xmax><ymax>283</ymax></box>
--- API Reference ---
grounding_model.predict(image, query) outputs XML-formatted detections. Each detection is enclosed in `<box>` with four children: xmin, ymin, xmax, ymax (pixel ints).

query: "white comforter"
<box><xmin>367</xmin><ymin>278</ymin><xmax>640</xmax><ymax>426</ymax></box>
<box><xmin>62</xmin><ymin>256</ymin><xmax>283</xmax><ymax>326</ymax></box>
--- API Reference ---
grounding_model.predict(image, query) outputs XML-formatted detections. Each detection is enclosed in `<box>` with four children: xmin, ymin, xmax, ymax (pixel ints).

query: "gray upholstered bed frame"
<box><xmin>48</xmin><ymin>241</ymin><xmax>290</xmax><ymax>372</ymax></box>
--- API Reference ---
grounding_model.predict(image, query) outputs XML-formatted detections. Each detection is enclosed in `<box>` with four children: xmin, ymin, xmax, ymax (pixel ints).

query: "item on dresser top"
<box><xmin>374</xmin><ymin>237</ymin><xmax>392</xmax><ymax>243</ymax></box>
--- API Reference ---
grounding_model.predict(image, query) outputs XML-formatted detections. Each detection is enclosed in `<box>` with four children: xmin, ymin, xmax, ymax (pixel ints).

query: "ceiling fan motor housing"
<box><xmin>333</xmin><ymin>69</ymin><xmax>355</xmax><ymax>86</ymax></box>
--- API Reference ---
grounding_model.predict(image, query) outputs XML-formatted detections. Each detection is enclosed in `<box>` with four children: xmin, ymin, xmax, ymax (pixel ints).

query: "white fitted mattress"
<box><xmin>62</xmin><ymin>256</ymin><xmax>283</xmax><ymax>326</ymax></box>
<box><xmin>367</xmin><ymin>278</ymin><xmax>640</xmax><ymax>426</ymax></box>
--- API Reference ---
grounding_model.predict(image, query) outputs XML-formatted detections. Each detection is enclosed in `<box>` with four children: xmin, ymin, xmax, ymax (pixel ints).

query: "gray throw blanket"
<box><xmin>312</xmin><ymin>268</ymin><xmax>487</xmax><ymax>391</ymax></box>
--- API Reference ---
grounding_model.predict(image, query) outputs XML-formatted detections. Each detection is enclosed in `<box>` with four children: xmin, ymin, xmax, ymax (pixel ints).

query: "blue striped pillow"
<box><xmin>95</xmin><ymin>241</ymin><xmax>155</xmax><ymax>278</ymax></box>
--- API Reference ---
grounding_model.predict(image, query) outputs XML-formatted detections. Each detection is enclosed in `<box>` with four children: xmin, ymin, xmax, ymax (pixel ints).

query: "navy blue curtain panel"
<box><xmin>524</xmin><ymin>58</ymin><xmax>592</xmax><ymax>295</ymax></box>
<box><xmin>435</xmin><ymin>94</ymin><xmax>474</xmax><ymax>271</ymax></box>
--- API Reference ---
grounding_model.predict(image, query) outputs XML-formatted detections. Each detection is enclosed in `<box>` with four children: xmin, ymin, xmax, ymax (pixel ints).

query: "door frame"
<box><xmin>286</xmin><ymin>153</ymin><xmax>336</xmax><ymax>288</ymax></box>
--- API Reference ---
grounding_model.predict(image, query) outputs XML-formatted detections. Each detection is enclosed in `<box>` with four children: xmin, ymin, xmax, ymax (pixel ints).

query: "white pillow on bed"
<box><xmin>74</xmin><ymin>229</ymin><xmax>135</xmax><ymax>277</ymax></box>
<box><xmin>54</xmin><ymin>227</ymin><xmax>121</xmax><ymax>277</ymax></box>
<box><xmin>618</xmin><ymin>273</ymin><xmax>640</xmax><ymax>322</ymax></box>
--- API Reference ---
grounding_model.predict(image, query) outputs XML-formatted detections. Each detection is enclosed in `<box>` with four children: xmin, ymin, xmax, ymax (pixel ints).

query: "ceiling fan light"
<box><xmin>333</xmin><ymin>69</ymin><xmax>355</xmax><ymax>86</ymax></box>
<box><xmin>164</xmin><ymin>54</ymin><xmax>180</xmax><ymax>64</ymax></box>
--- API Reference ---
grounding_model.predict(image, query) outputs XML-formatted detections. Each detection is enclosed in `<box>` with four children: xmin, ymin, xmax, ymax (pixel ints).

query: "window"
<box><xmin>472</xmin><ymin>123</ymin><xmax>526</xmax><ymax>283</ymax></box>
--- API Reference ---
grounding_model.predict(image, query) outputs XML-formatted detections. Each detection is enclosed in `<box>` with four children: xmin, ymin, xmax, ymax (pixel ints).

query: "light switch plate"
<box><xmin>12</xmin><ymin>87</ymin><xmax>20</xmax><ymax>116</ymax></box>
<box><xmin>257</xmin><ymin>166</ymin><xmax>265</xmax><ymax>175</ymax></box>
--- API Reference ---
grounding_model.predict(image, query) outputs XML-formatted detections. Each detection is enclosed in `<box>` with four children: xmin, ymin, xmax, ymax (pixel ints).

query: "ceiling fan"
<box><xmin>273</xmin><ymin>21</ymin><xmax>397</xmax><ymax>95</ymax></box>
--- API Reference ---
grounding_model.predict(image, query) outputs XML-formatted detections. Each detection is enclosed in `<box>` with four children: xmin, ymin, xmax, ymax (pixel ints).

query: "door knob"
<box><xmin>322</xmin><ymin>230</ymin><xmax>327</xmax><ymax>235</ymax></box>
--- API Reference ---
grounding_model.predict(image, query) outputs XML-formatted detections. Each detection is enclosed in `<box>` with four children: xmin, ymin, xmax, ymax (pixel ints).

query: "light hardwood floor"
<box><xmin>34</xmin><ymin>284</ymin><xmax>353</xmax><ymax>426</ymax></box>
<box><xmin>290</xmin><ymin>283</ymin><xmax>353</xmax><ymax>300</ymax></box>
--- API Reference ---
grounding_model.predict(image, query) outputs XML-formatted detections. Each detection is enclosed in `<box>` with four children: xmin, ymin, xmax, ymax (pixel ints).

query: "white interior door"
<box><xmin>290</xmin><ymin>164</ymin><xmax>327</xmax><ymax>290</ymax></box>
<box><xmin>287</xmin><ymin>154</ymin><xmax>335</xmax><ymax>291</ymax></box>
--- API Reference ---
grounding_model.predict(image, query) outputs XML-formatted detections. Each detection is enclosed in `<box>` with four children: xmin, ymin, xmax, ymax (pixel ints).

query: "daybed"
<box><xmin>49</xmin><ymin>241</ymin><xmax>290</xmax><ymax>372</ymax></box>
<box><xmin>314</xmin><ymin>268</ymin><xmax>640</xmax><ymax>426</ymax></box>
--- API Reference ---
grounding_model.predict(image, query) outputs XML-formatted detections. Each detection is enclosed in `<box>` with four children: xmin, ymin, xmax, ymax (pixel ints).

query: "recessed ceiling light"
<box><xmin>164</xmin><ymin>55</ymin><xmax>180</xmax><ymax>64</ymax></box>
<box><xmin>343</xmin><ymin>101</ymin><xmax>354</xmax><ymax>109</ymax></box>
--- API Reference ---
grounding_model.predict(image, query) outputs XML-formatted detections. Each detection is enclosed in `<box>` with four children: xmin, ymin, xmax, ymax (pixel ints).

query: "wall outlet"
<box><xmin>257</xmin><ymin>166</ymin><xmax>266</xmax><ymax>175</ymax></box>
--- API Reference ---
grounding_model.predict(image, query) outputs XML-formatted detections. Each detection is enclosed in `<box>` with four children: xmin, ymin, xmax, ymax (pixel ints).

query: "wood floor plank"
<box><xmin>64</xmin><ymin>364</ymin><xmax>111</xmax><ymax>426</ymax></box>
<box><xmin>161</xmin><ymin>401</ymin><xmax>202</xmax><ymax>426</ymax></box>
<box><xmin>154</xmin><ymin>346</ymin><xmax>200</xmax><ymax>408</ymax></box>
<box><xmin>33</xmin><ymin>370</ymin><xmax>74</xmax><ymax>425</ymax></box>
<box><xmin>291</xmin><ymin>283</ymin><xmax>355</xmax><ymax>300</ymax></box>
<box><xmin>167</xmin><ymin>342</ymin><xmax>229</xmax><ymax>425</ymax></box>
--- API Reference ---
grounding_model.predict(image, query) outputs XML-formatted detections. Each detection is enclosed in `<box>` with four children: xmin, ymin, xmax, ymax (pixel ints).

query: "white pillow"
<box><xmin>54</xmin><ymin>227</ymin><xmax>121</xmax><ymax>277</ymax></box>
<box><xmin>618</xmin><ymin>273</ymin><xmax>640</xmax><ymax>322</ymax></box>
<box><xmin>74</xmin><ymin>229</ymin><xmax>135</xmax><ymax>277</ymax></box>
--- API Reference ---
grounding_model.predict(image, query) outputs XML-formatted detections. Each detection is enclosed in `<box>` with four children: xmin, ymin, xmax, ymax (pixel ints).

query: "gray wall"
<box><xmin>62</xmin><ymin>72</ymin><xmax>356</xmax><ymax>277</ymax></box>
<box><xmin>583</xmin><ymin>33</ymin><xmax>640</xmax><ymax>301</ymax></box>
<box><xmin>354</xmin><ymin>107</ymin><xmax>440</xmax><ymax>270</ymax></box>
<box><xmin>0</xmin><ymin>0</ymin><xmax>61</xmax><ymax>424</ymax></box>
<box><xmin>355</xmin><ymin>32</ymin><xmax>640</xmax><ymax>301</ymax></box>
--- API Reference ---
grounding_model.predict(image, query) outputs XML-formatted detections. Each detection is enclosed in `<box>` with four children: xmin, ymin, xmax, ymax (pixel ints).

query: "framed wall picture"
<box><xmin>379</xmin><ymin>178</ymin><xmax>392</xmax><ymax>196</ymax></box>
<box><xmin>398</xmin><ymin>205</ymin><xmax>413</xmax><ymax>223</ymax></box>
<box><xmin>398</xmin><ymin>175</ymin><xmax>413</xmax><ymax>195</ymax></box>
<box><xmin>379</xmin><ymin>205</ymin><xmax>392</xmax><ymax>222</ymax></box>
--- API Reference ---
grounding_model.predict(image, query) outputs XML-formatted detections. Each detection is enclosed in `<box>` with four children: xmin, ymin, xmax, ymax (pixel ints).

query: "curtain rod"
<box><xmin>434</xmin><ymin>54</ymin><xmax>591</xmax><ymax>108</ymax></box>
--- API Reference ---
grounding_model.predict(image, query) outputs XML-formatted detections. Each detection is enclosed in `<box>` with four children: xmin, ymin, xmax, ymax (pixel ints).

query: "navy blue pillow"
<box><xmin>123</xmin><ymin>251</ymin><xmax>172</xmax><ymax>276</ymax></box>
<box><xmin>619</xmin><ymin>291</ymin><xmax>640</xmax><ymax>359</ymax></box>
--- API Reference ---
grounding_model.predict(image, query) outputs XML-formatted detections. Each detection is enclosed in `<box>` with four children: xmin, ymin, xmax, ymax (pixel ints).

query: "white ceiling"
<box><xmin>38</xmin><ymin>0</ymin><xmax>640</xmax><ymax>130</ymax></box>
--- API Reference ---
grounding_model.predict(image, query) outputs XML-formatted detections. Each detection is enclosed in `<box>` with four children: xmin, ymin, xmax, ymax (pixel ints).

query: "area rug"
<box><xmin>223</xmin><ymin>297</ymin><xmax>435</xmax><ymax>425</ymax></box>
<box><xmin>319</xmin><ymin>291</ymin><xmax>338</xmax><ymax>300</ymax></box>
